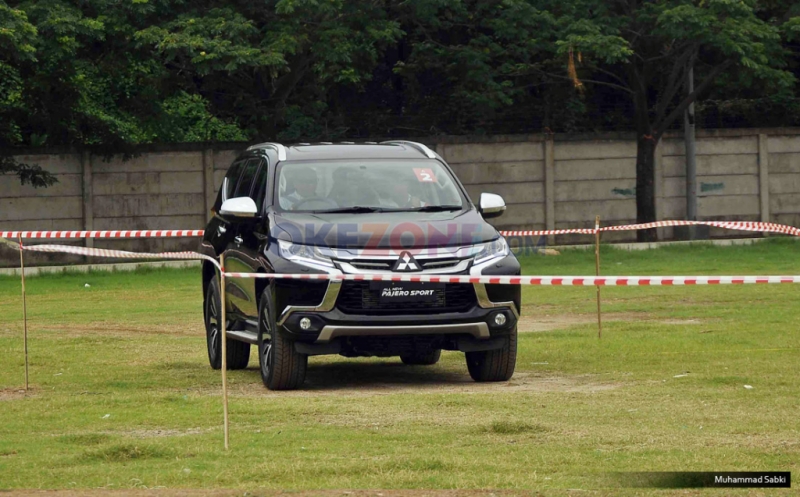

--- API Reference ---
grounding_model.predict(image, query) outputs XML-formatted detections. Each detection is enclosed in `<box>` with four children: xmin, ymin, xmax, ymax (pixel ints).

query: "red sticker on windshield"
<box><xmin>413</xmin><ymin>168</ymin><xmax>436</xmax><ymax>182</ymax></box>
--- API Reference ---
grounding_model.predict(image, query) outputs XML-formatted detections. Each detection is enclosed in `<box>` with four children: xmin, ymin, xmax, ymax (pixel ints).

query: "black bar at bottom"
<box><xmin>615</xmin><ymin>472</ymin><xmax>790</xmax><ymax>488</ymax></box>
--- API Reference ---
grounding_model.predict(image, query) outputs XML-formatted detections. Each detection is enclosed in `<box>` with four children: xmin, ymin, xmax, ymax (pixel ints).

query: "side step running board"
<box><xmin>225</xmin><ymin>329</ymin><xmax>258</xmax><ymax>344</ymax></box>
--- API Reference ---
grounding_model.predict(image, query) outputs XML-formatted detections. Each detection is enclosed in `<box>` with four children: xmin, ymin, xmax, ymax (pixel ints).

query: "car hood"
<box><xmin>270</xmin><ymin>209</ymin><xmax>498</xmax><ymax>249</ymax></box>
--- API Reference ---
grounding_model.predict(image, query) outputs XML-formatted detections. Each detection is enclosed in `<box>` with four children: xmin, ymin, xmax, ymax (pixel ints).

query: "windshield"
<box><xmin>275</xmin><ymin>160</ymin><xmax>466</xmax><ymax>212</ymax></box>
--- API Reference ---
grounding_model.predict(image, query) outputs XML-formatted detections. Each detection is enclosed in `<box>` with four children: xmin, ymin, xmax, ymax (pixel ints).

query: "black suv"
<box><xmin>199</xmin><ymin>141</ymin><xmax>521</xmax><ymax>390</ymax></box>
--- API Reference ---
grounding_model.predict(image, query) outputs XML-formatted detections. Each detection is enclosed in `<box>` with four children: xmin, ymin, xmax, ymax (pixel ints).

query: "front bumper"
<box><xmin>281</xmin><ymin>297</ymin><xmax>516</xmax><ymax>341</ymax></box>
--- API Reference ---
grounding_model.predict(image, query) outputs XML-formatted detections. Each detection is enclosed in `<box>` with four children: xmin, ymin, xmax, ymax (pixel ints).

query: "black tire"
<box><xmin>204</xmin><ymin>277</ymin><xmax>250</xmax><ymax>370</ymax></box>
<box><xmin>258</xmin><ymin>287</ymin><xmax>307</xmax><ymax>390</ymax></box>
<box><xmin>465</xmin><ymin>327</ymin><xmax>517</xmax><ymax>382</ymax></box>
<box><xmin>400</xmin><ymin>349</ymin><xmax>442</xmax><ymax>365</ymax></box>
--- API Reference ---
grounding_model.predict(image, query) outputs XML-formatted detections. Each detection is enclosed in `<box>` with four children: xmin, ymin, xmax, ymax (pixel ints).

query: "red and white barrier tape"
<box><xmin>2</xmin><ymin>219</ymin><xmax>799</xmax><ymax>240</ymax></box>
<box><xmin>0</xmin><ymin>230</ymin><xmax>204</xmax><ymax>239</ymax></box>
<box><xmin>222</xmin><ymin>272</ymin><xmax>800</xmax><ymax>286</ymax></box>
<box><xmin>12</xmin><ymin>242</ymin><xmax>800</xmax><ymax>286</ymax></box>
<box><xmin>499</xmin><ymin>220</ymin><xmax>800</xmax><ymax>237</ymax></box>
<box><xmin>21</xmin><ymin>243</ymin><xmax>219</xmax><ymax>269</ymax></box>
<box><xmin>499</xmin><ymin>228</ymin><xmax>598</xmax><ymax>236</ymax></box>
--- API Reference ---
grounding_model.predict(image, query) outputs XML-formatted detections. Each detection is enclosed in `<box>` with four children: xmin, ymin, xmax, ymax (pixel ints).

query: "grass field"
<box><xmin>1</xmin><ymin>239</ymin><xmax>799</xmax><ymax>494</ymax></box>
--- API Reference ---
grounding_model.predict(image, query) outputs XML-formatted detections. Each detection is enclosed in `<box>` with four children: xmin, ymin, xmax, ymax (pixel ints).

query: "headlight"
<box><xmin>278</xmin><ymin>240</ymin><xmax>334</xmax><ymax>268</ymax></box>
<box><xmin>473</xmin><ymin>238</ymin><xmax>509</xmax><ymax>265</ymax></box>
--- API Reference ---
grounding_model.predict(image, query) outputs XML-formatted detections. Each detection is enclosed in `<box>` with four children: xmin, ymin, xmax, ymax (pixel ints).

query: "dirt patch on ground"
<box><xmin>0</xmin><ymin>387</ymin><xmax>33</xmax><ymax>401</ymax></box>
<box><xmin>517</xmin><ymin>313</ymin><xmax>703</xmax><ymax>332</ymax></box>
<box><xmin>218</xmin><ymin>362</ymin><xmax>620</xmax><ymax>398</ymax></box>
<box><xmin>109</xmin><ymin>428</ymin><xmax>207</xmax><ymax>439</ymax></box>
<box><xmin>31</xmin><ymin>321</ymin><xmax>202</xmax><ymax>338</ymax></box>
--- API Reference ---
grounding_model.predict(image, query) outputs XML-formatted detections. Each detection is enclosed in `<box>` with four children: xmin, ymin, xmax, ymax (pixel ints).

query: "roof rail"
<box><xmin>380</xmin><ymin>140</ymin><xmax>436</xmax><ymax>159</ymax></box>
<box><xmin>246</xmin><ymin>142</ymin><xmax>287</xmax><ymax>161</ymax></box>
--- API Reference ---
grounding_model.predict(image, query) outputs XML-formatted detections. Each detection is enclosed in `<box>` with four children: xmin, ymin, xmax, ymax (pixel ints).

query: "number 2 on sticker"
<box><xmin>413</xmin><ymin>168</ymin><xmax>436</xmax><ymax>182</ymax></box>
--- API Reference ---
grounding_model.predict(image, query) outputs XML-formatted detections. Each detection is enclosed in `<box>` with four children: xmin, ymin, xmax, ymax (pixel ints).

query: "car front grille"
<box><xmin>335</xmin><ymin>281</ymin><xmax>476</xmax><ymax>315</ymax></box>
<box><xmin>345</xmin><ymin>257</ymin><xmax>464</xmax><ymax>272</ymax></box>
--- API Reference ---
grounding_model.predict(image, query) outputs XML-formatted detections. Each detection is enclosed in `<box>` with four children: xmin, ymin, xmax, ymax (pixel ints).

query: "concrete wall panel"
<box><xmin>488</xmin><ymin>203</ymin><xmax>545</xmax><ymax>228</ymax></box>
<box><xmin>555</xmin><ymin>158</ymin><xmax>636</xmax><ymax>181</ymax></box>
<box><xmin>767</xmin><ymin>135</ymin><xmax>800</xmax><ymax>154</ymax></box>
<box><xmin>0</xmin><ymin>196</ymin><xmax>82</xmax><ymax>222</ymax></box>
<box><xmin>441</xmin><ymin>142</ymin><xmax>543</xmax><ymax>163</ymax></box>
<box><xmin>768</xmin><ymin>173</ymin><xmax>800</xmax><ymax>194</ymax></box>
<box><xmin>554</xmin><ymin>140</ymin><xmax>636</xmax><ymax>161</ymax></box>
<box><xmin>555</xmin><ymin>199</ymin><xmax>636</xmax><ymax>223</ymax></box>
<box><xmin>214</xmin><ymin>150</ymin><xmax>240</xmax><ymax>170</ymax></box>
<box><xmin>450</xmin><ymin>161</ymin><xmax>544</xmax><ymax>184</ymax></box>
<box><xmin>662</xmin><ymin>136</ymin><xmax>758</xmax><ymax>156</ymax></box>
<box><xmin>93</xmin><ymin>214</ymin><xmax>206</xmax><ymax>231</ymax></box>
<box><xmin>93</xmin><ymin>193</ymin><xmax>205</xmax><ymax>218</ymax></box>
<box><xmin>768</xmin><ymin>153</ymin><xmax>800</xmax><ymax>173</ymax></box>
<box><xmin>770</xmin><ymin>193</ymin><xmax>800</xmax><ymax>215</ymax></box>
<box><xmin>464</xmin><ymin>183</ymin><xmax>544</xmax><ymax>205</ymax></box>
<box><xmin>663</xmin><ymin>175</ymin><xmax>759</xmax><ymax>198</ymax></box>
<box><xmin>555</xmin><ymin>179</ymin><xmax>636</xmax><ymax>202</ymax></box>
<box><xmin>12</xmin><ymin>154</ymin><xmax>82</xmax><ymax>174</ymax></box>
<box><xmin>93</xmin><ymin>172</ymin><xmax>204</xmax><ymax>195</ymax></box>
<box><xmin>0</xmin><ymin>217</ymin><xmax>83</xmax><ymax>232</ymax></box>
<box><xmin>699</xmin><ymin>195</ymin><xmax>760</xmax><ymax>216</ymax></box>
<box><xmin>93</xmin><ymin>152</ymin><xmax>203</xmax><ymax>173</ymax></box>
<box><xmin>0</xmin><ymin>174</ymin><xmax>82</xmax><ymax>198</ymax></box>
<box><xmin>663</xmin><ymin>154</ymin><xmax>758</xmax><ymax>177</ymax></box>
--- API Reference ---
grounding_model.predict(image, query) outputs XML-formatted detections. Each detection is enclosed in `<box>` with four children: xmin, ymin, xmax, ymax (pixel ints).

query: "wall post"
<box><xmin>758</xmin><ymin>133</ymin><xmax>770</xmax><ymax>225</ymax></box>
<box><xmin>544</xmin><ymin>135</ymin><xmax>556</xmax><ymax>246</ymax></box>
<box><xmin>81</xmin><ymin>150</ymin><xmax>94</xmax><ymax>248</ymax></box>
<box><xmin>203</xmin><ymin>148</ymin><xmax>215</xmax><ymax>222</ymax></box>
<box><xmin>654</xmin><ymin>140</ymin><xmax>665</xmax><ymax>240</ymax></box>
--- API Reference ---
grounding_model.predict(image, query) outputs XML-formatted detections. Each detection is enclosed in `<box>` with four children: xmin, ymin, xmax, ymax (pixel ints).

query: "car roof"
<box><xmin>247</xmin><ymin>141</ymin><xmax>437</xmax><ymax>161</ymax></box>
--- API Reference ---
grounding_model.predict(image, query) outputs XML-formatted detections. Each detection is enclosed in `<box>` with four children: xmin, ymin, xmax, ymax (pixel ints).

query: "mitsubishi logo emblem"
<box><xmin>392</xmin><ymin>251</ymin><xmax>420</xmax><ymax>272</ymax></box>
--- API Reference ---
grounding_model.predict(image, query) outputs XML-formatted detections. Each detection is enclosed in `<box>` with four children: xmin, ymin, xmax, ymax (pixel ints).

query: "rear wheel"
<box><xmin>258</xmin><ymin>288</ymin><xmax>307</xmax><ymax>390</ymax></box>
<box><xmin>465</xmin><ymin>327</ymin><xmax>517</xmax><ymax>382</ymax></box>
<box><xmin>204</xmin><ymin>278</ymin><xmax>250</xmax><ymax>370</ymax></box>
<box><xmin>400</xmin><ymin>349</ymin><xmax>441</xmax><ymax>365</ymax></box>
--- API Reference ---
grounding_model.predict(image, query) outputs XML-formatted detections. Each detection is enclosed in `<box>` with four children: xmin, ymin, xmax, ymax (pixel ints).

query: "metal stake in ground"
<box><xmin>219</xmin><ymin>253</ymin><xmax>230</xmax><ymax>450</ymax></box>
<box><xmin>594</xmin><ymin>216</ymin><xmax>602</xmax><ymax>339</ymax></box>
<box><xmin>18</xmin><ymin>236</ymin><xmax>29</xmax><ymax>390</ymax></box>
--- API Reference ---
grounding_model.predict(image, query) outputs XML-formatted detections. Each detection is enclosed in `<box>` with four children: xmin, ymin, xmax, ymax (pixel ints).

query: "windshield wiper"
<box><xmin>313</xmin><ymin>206</ymin><xmax>385</xmax><ymax>213</ymax></box>
<box><xmin>406</xmin><ymin>204</ymin><xmax>463</xmax><ymax>212</ymax></box>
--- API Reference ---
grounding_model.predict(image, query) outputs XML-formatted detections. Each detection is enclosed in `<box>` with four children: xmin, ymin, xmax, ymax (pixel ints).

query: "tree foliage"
<box><xmin>0</xmin><ymin>0</ymin><xmax>798</xmax><ymax>219</ymax></box>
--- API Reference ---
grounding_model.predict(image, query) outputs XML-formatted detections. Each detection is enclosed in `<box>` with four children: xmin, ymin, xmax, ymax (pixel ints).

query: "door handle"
<box><xmin>217</xmin><ymin>225</ymin><xmax>227</xmax><ymax>235</ymax></box>
<box><xmin>234</xmin><ymin>236</ymin><xmax>243</xmax><ymax>245</ymax></box>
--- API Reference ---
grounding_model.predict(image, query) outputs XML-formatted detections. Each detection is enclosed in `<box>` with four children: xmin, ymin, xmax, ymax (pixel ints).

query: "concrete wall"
<box><xmin>2</xmin><ymin>129</ymin><xmax>800</xmax><ymax>266</ymax></box>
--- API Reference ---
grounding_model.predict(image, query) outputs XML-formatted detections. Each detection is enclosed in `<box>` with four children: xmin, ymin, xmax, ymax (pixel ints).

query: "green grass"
<box><xmin>1</xmin><ymin>239</ymin><xmax>799</xmax><ymax>493</ymax></box>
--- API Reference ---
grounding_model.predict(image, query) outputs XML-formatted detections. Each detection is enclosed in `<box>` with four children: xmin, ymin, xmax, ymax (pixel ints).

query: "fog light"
<box><xmin>299</xmin><ymin>317</ymin><xmax>312</xmax><ymax>330</ymax></box>
<box><xmin>494</xmin><ymin>313</ymin><xmax>507</xmax><ymax>326</ymax></box>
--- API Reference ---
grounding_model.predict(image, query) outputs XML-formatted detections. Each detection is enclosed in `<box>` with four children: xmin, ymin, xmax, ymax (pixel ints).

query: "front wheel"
<box><xmin>465</xmin><ymin>327</ymin><xmax>517</xmax><ymax>382</ymax></box>
<box><xmin>204</xmin><ymin>278</ymin><xmax>250</xmax><ymax>370</ymax></box>
<box><xmin>258</xmin><ymin>288</ymin><xmax>307</xmax><ymax>390</ymax></box>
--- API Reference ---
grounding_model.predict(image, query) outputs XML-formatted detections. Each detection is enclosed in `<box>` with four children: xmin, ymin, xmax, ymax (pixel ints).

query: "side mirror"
<box><xmin>220</xmin><ymin>197</ymin><xmax>258</xmax><ymax>218</ymax></box>
<box><xmin>478</xmin><ymin>193</ymin><xmax>506</xmax><ymax>219</ymax></box>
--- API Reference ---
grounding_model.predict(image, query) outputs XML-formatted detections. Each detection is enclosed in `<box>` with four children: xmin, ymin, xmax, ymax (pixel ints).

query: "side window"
<box><xmin>234</xmin><ymin>159</ymin><xmax>260</xmax><ymax>198</ymax></box>
<box><xmin>223</xmin><ymin>161</ymin><xmax>245</xmax><ymax>202</ymax></box>
<box><xmin>252</xmin><ymin>160</ymin><xmax>270</xmax><ymax>210</ymax></box>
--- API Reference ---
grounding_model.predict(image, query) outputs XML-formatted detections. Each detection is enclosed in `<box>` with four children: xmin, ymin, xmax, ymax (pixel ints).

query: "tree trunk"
<box><xmin>635</xmin><ymin>135</ymin><xmax>658</xmax><ymax>242</ymax></box>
